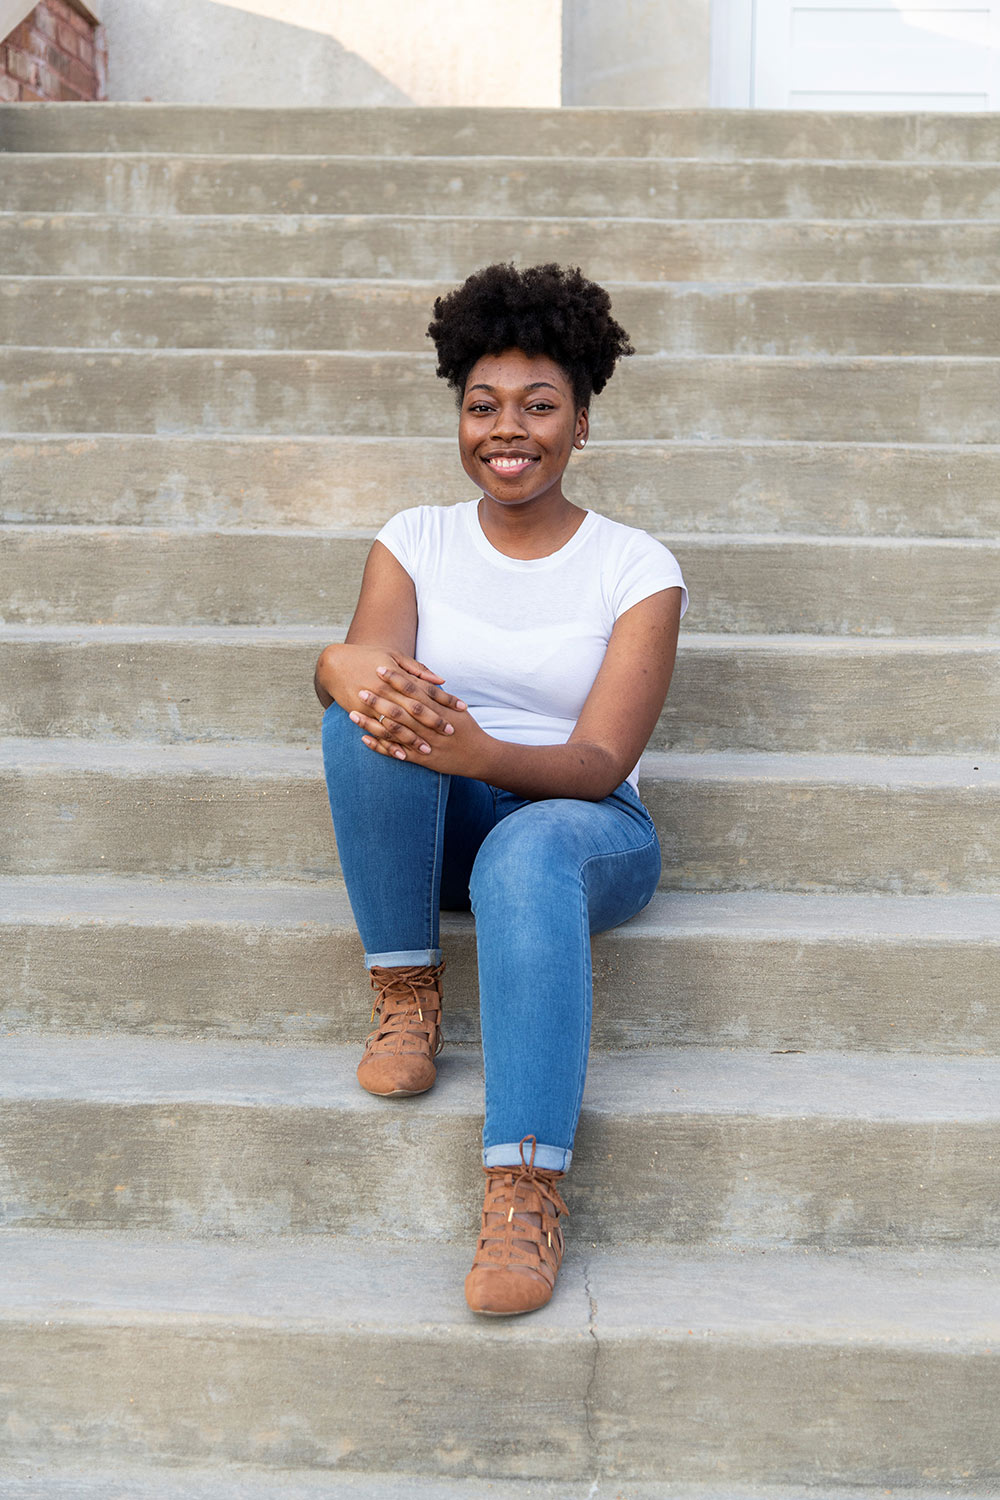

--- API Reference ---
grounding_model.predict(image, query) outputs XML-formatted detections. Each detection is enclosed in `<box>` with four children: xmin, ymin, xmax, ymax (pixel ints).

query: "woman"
<box><xmin>314</xmin><ymin>263</ymin><xmax>687</xmax><ymax>1316</ymax></box>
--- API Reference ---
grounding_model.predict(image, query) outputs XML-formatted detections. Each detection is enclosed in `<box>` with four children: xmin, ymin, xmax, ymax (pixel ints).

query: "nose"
<box><xmin>490</xmin><ymin>401</ymin><xmax>527</xmax><ymax>441</ymax></box>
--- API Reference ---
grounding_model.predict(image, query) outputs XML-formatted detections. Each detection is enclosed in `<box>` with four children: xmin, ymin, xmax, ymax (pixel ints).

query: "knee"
<box><xmin>469</xmin><ymin>809</ymin><xmax>577</xmax><ymax>915</ymax></box>
<box><xmin>321</xmin><ymin>700</ymin><xmax>369</xmax><ymax>779</ymax></box>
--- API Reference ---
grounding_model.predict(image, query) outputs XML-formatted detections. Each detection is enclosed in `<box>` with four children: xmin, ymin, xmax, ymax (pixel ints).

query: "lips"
<box><xmin>483</xmin><ymin>453</ymin><xmax>539</xmax><ymax>474</ymax></box>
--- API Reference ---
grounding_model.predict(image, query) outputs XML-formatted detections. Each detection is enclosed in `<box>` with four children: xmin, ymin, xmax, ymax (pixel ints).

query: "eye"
<box><xmin>527</xmin><ymin>401</ymin><xmax>555</xmax><ymax>412</ymax></box>
<box><xmin>466</xmin><ymin>402</ymin><xmax>495</xmax><ymax>414</ymax></box>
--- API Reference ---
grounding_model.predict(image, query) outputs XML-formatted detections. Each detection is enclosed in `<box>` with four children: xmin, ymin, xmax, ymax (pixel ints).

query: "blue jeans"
<box><xmin>321</xmin><ymin>703</ymin><xmax>661</xmax><ymax>1172</ymax></box>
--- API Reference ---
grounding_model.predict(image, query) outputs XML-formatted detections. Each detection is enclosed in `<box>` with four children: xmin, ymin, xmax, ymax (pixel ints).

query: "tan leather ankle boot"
<box><xmin>465</xmin><ymin>1135</ymin><xmax>569</xmax><ymax>1316</ymax></box>
<box><xmin>356</xmin><ymin>961</ymin><xmax>445</xmax><ymax>1097</ymax></box>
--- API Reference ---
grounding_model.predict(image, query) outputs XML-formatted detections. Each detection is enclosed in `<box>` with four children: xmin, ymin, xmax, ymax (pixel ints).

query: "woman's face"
<box><xmin>458</xmin><ymin>347</ymin><xmax>588</xmax><ymax>509</ymax></box>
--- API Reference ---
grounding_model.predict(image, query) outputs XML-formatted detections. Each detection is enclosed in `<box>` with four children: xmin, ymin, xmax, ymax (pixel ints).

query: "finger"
<box><xmin>350</xmin><ymin>712</ymin><xmax>409</xmax><ymax>759</ymax></box>
<box><xmin>351</xmin><ymin>705</ymin><xmax>431</xmax><ymax>755</ymax></box>
<box><xmin>356</xmin><ymin>691</ymin><xmax>424</xmax><ymax>739</ymax></box>
<box><xmin>361</xmin><ymin>732</ymin><xmax>408</xmax><ymax>761</ymax></box>
<box><xmin>397</xmin><ymin>696</ymin><xmax>456</xmax><ymax>737</ymax></box>
<box><xmin>393</xmin><ymin>652</ymin><xmax>446</xmax><ymax>684</ymax></box>
<box><xmin>367</xmin><ymin>680</ymin><xmax>457</xmax><ymax>735</ymax></box>
<box><xmin>377</xmin><ymin>664</ymin><xmax>467</xmax><ymax>712</ymax></box>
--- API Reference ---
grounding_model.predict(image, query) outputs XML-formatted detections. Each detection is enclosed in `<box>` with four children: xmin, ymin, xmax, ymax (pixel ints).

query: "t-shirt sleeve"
<box><xmin>373</xmin><ymin>506</ymin><xmax>422</xmax><ymax>582</ymax></box>
<box><xmin>611</xmin><ymin>529</ymin><xmax>689</xmax><ymax>621</ymax></box>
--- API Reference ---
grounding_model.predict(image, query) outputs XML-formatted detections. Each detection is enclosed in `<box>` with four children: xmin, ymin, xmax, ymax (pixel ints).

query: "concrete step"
<box><xmin>17</xmin><ymin>1476</ymin><xmax>974</xmax><ymax>1500</ymax></box>
<box><xmin>3</xmin><ymin>1477</ymin><xmax>980</xmax><ymax>1500</ymax></box>
<box><xmin>5</xmin><ymin>102</ymin><xmax>1000</xmax><ymax>161</ymax></box>
<box><xmin>4</xmin><ymin>435</ymin><xmax>998</xmax><ymax>538</ymax></box>
<box><xmin>1</xmin><ymin>739</ymin><xmax>995</xmax><ymax>893</ymax></box>
<box><xmin>4</xmin><ymin>626</ymin><xmax>999</xmax><ymax>756</ymax></box>
<box><xmin>5</xmin><ymin>212</ymin><xmax>999</xmax><ymax>284</ymax></box>
<box><xmin>6</xmin><ymin>1228</ymin><xmax>998</xmax><ymax>1485</ymax></box>
<box><xmin>4</xmin><ymin>526</ymin><xmax>998</xmax><ymax>638</ymax></box>
<box><xmin>5</xmin><ymin>350</ymin><xmax>1000</xmax><ymax>444</ymax></box>
<box><xmin>3</xmin><ymin>877</ymin><xmax>997</xmax><ymax>1055</ymax></box>
<box><xmin>11</xmin><ymin>277</ymin><xmax>1000</xmax><ymax>357</ymax></box>
<box><xmin>6</xmin><ymin>154</ymin><xmax>1000</xmax><ymax>221</ymax></box>
<box><xmin>2</xmin><ymin>1035</ymin><xmax>999</xmax><ymax>1243</ymax></box>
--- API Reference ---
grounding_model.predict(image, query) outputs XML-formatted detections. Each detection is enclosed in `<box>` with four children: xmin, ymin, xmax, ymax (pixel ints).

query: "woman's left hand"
<box><xmin>350</xmin><ymin>663</ymin><xmax>493</xmax><ymax>776</ymax></box>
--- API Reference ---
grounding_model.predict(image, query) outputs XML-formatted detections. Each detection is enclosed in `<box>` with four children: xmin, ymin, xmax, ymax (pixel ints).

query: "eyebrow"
<box><xmin>468</xmin><ymin>381</ymin><xmax>561</xmax><ymax>395</ymax></box>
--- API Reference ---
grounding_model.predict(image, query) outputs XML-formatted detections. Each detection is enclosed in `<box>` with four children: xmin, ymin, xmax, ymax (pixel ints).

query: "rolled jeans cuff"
<box><xmin>364</xmin><ymin>948</ymin><xmax>442</xmax><ymax>970</ymax></box>
<box><xmin>483</xmin><ymin>1141</ymin><xmax>572</xmax><ymax>1173</ymax></box>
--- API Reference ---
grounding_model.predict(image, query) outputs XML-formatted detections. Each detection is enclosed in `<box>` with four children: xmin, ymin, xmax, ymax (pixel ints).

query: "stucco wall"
<box><xmin>562</xmin><ymin>0</ymin><xmax>711</xmax><ymax>106</ymax></box>
<box><xmin>99</xmin><ymin>0</ymin><xmax>562</xmax><ymax>107</ymax></box>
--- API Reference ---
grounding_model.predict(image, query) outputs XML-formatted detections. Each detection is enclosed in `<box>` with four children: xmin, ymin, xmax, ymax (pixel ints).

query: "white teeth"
<box><xmin>490</xmin><ymin>457</ymin><xmax>532</xmax><ymax>469</ymax></box>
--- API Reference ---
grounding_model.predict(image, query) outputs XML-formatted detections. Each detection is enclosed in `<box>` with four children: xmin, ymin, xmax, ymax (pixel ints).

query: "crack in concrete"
<box><xmin>582</xmin><ymin>1256</ymin><xmax>603</xmax><ymax>1486</ymax></box>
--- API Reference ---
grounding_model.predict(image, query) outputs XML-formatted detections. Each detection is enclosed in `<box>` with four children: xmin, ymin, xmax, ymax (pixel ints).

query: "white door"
<box><xmin>749</xmin><ymin>0</ymin><xmax>1000</xmax><ymax>108</ymax></box>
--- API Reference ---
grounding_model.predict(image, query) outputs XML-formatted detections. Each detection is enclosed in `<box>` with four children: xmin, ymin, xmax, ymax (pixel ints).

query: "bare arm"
<box><xmin>355</xmin><ymin>586</ymin><xmax>684</xmax><ymax>800</ymax></box>
<box><xmin>313</xmin><ymin>540</ymin><xmax>466</xmax><ymax>731</ymax></box>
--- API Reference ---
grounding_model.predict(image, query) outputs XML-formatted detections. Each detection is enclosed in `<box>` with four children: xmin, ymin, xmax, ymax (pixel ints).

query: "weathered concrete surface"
<box><xmin>6</xmin><ymin>213</ymin><xmax>999</xmax><ymax>285</ymax></box>
<box><xmin>0</xmin><ymin>1475</ymin><xmax>989</xmax><ymax>1500</ymax></box>
<box><xmin>12</xmin><ymin>276</ymin><xmax>1000</xmax><ymax>358</ymax></box>
<box><xmin>4</xmin><ymin>528</ymin><xmax>999</xmax><ymax>637</ymax></box>
<box><xmin>5</xmin><ymin>155</ymin><xmax>1000</xmax><ymax>220</ymax></box>
<box><xmin>6</xmin><ymin>103</ymin><xmax>1000</xmax><ymax>162</ymax></box>
<box><xmin>7</xmin><ymin>350</ymin><xmax>1000</xmax><ymax>444</ymax></box>
<box><xmin>1</xmin><ymin>1037</ymin><xmax>999</xmax><ymax>1244</ymax></box>
<box><xmin>3</xmin><ymin>879</ymin><xmax>999</xmax><ymax>1054</ymax></box>
<box><xmin>4</xmin><ymin>435</ymin><xmax>999</xmax><ymax>538</ymax></box>
<box><xmin>4</xmin><ymin>628</ymin><xmax>1000</xmax><ymax>756</ymax></box>
<box><xmin>2</xmin><ymin>741</ymin><xmax>996</xmax><ymax>893</ymax></box>
<box><xmin>2</xmin><ymin>103</ymin><xmax>999</xmax><ymax>1494</ymax></box>
<box><xmin>2</xmin><ymin>1230</ymin><xmax>999</xmax><ymax>1485</ymax></box>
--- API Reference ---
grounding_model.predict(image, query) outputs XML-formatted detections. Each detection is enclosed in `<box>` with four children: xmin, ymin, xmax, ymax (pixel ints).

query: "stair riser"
<box><xmin>6</xmin><ymin>352</ymin><xmax>1000</xmax><ymax>443</ymax></box>
<box><xmin>6</xmin><ymin>157</ymin><xmax>1000</xmax><ymax>220</ymax></box>
<box><xmin>4</xmin><ymin>531</ymin><xmax>997</xmax><ymax>637</ymax></box>
<box><xmin>5</xmin><ymin>639</ymin><xmax>999</xmax><ymax>755</ymax></box>
<box><xmin>11</xmin><ymin>280</ymin><xmax>1000</xmax><ymax>358</ymax></box>
<box><xmin>5</xmin><ymin>436</ymin><xmax>998</xmax><ymax>538</ymax></box>
<box><xmin>6</xmin><ymin>103</ymin><xmax>1000</xmax><ymax>160</ymax></box>
<box><xmin>6</xmin><ymin>215</ymin><xmax>998</xmax><ymax>285</ymax></box>
<box><xmin>2</xmin><ymin>1100</ymin><xmax>997</xmax><ymax>1245</ymax></box>
<box><xmin>4</xmin><ymin>1320</ymin><xmax>996</xmax><ymax>1487</ymax></box>
<box><xmin>4</xmin><ymin>916</ymin><xmax>997</xmax><ymax>1054</ymax></box>
<box><xmin>3</xmin><ymin>766</ymin><xmax>996</xmax><ymax>893</ymax></box>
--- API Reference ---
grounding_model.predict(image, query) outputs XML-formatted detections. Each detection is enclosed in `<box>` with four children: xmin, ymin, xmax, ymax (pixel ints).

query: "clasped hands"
<box><xmin>328</xmin><ymin>645</ymin><xmax>488</xmax><ymax>774</ymax></box>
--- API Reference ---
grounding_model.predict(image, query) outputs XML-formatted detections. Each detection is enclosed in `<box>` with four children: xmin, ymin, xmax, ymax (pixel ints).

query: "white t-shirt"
<box><xmin>375</xmin><ymin>498</ymin><xmax>688</xmax><ymax>791</ymax></box>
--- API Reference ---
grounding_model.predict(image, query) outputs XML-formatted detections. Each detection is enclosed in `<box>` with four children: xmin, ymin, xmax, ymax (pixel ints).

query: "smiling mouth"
<box><xmin>484</xmin><ymin>455</ymin><xmax>539</xmax><ymax>474</ymax></box>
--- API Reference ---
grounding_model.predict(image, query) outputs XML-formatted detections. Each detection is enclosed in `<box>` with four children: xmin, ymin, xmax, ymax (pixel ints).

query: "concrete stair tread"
<box><xmin>6</xmin><ymin>154</ymin><xmax>1000</xmax><ymax>225</ymax></box>
<box><xmin>5</xmin><ymin>102</ymin><xmax>1000</xmax><ymax>163</ymax></box>
<box><xmin>6</xmin><ymin>621</ymin><xmax>1000</xmax><ymax>650</ymax></box>
<box><xmin>10</xmin><ymin>276</ymin><xmax>1000</xmax><ymax>358</ymax></box>
<box><xmin>5</xmin><ymin>434</ymin><xmax>999</xmax><ymax>539</ymax></box>
<box><xmin>7</xmin><ymin>212</ymin><xmax>999</xmax><ymax>288</ymax></box>
<box><xmin>5</xmin><ymin>873</ymin><xmax>999</xmax><ymax>940</ymax></box>
<box><xmin>5</xmin><ymin>528</ymin><xmax>998</xmax><ymax>640</ymax></box>
<box><xmin>4</xmin><ymin>875</ymin><xmax>997</xmax><ymax>1055</ymax></box>
<box><xmin>6</xmin><ymin>349</ymin><xmax>1000</xmax><ymax>445</ymax></box>
<box><xmin>2</xmin><ymin>735</ymin><xmax>995</xmax><ymax>784</ymax></box>
<box><xmin>8</xmin><ymin>520</ymin><xmax>1000</xmax><ymax>545</ymax></box>
<box><xmin>4</xmin><ymin>1225</ymin><xmax>999</xmax><ymax>1341</ymax></box>
<box><xmin>3</xmin><ymin>1032</ymin><xmax>998</xmax><ymax>1117</ymax></box>
<box><xmin>0</xmin><ymin>1478</ymin><xmax>986</xmax><ymax>1500</ymax></box>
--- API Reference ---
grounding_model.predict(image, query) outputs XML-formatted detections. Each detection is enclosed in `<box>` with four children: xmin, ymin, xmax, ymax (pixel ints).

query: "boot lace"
<box><xmin>474</xmin><ymin>1135</ymin><xmax>570</xmax><ymax>1283</ymax></box>
<box><xmin>366</xmin><ymin>961</ymin><xmax>445</xmax><ymax>1058</ymax></box>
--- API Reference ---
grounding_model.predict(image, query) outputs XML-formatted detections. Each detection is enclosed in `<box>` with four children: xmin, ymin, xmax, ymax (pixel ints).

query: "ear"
<box><xmin>574</xmin><ymin>408</ymin><xmax>590</xmax><ymax>450</ymax></box>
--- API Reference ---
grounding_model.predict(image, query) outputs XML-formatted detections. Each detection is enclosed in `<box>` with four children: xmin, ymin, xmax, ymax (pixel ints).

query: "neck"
<box><xmin>477</xmin><ymin>492</ymin><xmax>586</xmax><ymax>560</ymax></box>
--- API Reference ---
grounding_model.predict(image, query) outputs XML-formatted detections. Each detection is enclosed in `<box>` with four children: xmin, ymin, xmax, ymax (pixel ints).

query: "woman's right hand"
<box><xmin>314</xmin><ymin>642</ymin><xmax>467</xmax><ymax>756</ymax></box>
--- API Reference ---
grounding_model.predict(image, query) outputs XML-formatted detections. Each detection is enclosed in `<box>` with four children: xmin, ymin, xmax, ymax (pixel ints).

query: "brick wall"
<box><xmin>1</xmin><ymin>1</ymin><xmax>106</xmax><ymax>102</ymax></box>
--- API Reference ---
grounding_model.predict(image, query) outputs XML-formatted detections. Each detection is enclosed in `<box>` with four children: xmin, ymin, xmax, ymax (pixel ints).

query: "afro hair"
<box><xmin>427</xmin><ymin>262</ymin><xmax>634</xmax><ymax>410</ymax></box>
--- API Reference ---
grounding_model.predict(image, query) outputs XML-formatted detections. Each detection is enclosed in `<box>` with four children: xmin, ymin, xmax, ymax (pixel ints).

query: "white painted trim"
<box><xmin>711</xmin><ymin>0</ymin><xmax>756</xmax><ymax>105</ymax></box>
